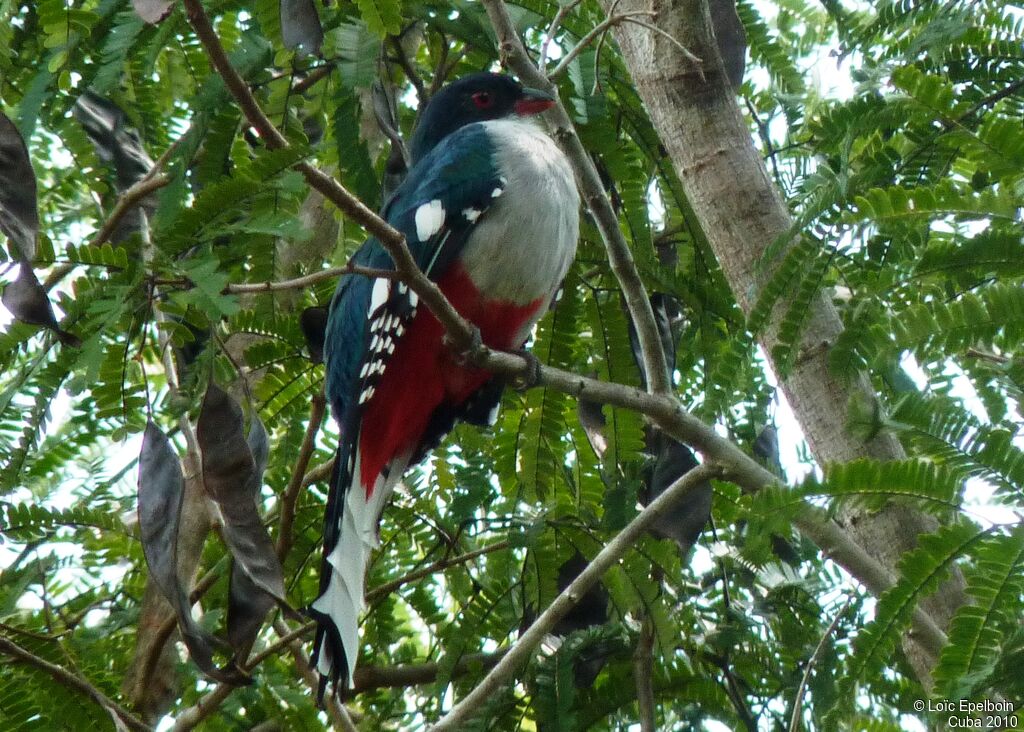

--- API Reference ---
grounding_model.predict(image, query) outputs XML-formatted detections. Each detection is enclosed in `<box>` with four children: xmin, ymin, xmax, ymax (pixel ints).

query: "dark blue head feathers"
<box><xmin>408</xmin><ymin>72</ymin><xmax>554</xmax><ymax>164</ymax></box>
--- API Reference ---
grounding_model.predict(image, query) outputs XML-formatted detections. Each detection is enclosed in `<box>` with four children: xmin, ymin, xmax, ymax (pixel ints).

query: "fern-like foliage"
<box><xmin>833</xmin><ymin>522</ymin><xmax>992</xmax><ymax>715</ymax></box>
<box><xmin>1</xmin><ymin>0</ymin><xmax>1021</xmax><ymax>729</ymax></box>
<box><xmin>933</xmin><ymin>527</ymin><xmax>1024</xmax><ymax>698</ymax></box>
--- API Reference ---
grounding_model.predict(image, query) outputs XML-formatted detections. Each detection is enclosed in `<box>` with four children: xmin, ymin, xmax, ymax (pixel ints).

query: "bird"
<box><xmin>308</xmin><ymin>72</ymin><xmax>580</xmax><ymax>698</ymax></box>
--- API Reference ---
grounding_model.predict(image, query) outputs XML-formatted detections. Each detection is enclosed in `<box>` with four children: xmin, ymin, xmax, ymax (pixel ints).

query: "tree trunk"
<box><xmin>601</xmin><ymin>0</ymin><xmax>964</xmax><ymax>687</ymax></box>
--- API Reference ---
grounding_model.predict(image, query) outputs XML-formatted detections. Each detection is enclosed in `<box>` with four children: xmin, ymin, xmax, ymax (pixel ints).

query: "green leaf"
<box><xmin>933</xmin><ymin>527</ymin><xmax>1024</xmax><ymax>698</ymax></box>
<box><xmin>834</xmin><ymin>522</ymin><xmax>991</xmax><ymax>712</ymax></box>
<box><xmin>352</xmin><ymin>0</ymin><xmax>402</xmax><ymax>37</ymax></box>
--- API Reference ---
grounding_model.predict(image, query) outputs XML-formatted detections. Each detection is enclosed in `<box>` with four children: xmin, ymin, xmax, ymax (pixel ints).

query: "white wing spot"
<box><xmin>463</xmin><ymin>207</ymin><xmax>482</xmax><ymax>223</ymax></box>
<box><xmin>491</xmin><ymin>187</ymin><xmax>503</xmax><ymax>198</ymax></box>
<box><xmin>369</xmin><ymin>278</ymin><xmax>389</xmax><ymax>314</ymax></box>
<box><xmin>408</xmin><ymin>291</ymin><xmax>419</xmax><ymax>308</ymax></box>
<box><xmin>415</xmin><ymin>200</ymin><xmax>446</xmax><ymax>241</ymax></box>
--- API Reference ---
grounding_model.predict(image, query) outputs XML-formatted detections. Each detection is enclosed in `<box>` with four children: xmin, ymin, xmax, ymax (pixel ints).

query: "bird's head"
<box><xmin>408</xmin><ymin>72</ymin><xmax>556</xmax><ymax>163</ymax></box>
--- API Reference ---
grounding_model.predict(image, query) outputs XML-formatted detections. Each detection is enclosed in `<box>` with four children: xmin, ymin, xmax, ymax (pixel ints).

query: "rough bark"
<box><xmin>600</xmin><ymin>0</ymin><xmax>965</xmax><ymax>687</ymax></box>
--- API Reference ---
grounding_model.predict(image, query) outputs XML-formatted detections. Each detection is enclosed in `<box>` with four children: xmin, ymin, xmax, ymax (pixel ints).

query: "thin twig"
<box><xmin>365</xmin><ymin>540</ymin><xmax>510</xmax><ymax>602</ymax></box>
<box><xmin>965</xmin><ymin>347</ymin><xmax>1010</xmax><ymax>365</ymax></box>
<box><xmin>634</xmin><ymin>616</ymin><xmax>656</xmax><ymax>732</ymax></box>
<box><xmin>226</xmin><ymin>262</ymin><xmax>399</xmax><ymax>295</ymax></box>
<box><xmin>788</xmin><ymin>597</ymin><xmax>853</xmax><ymax>732</ymax></box>
<box><xmin>43</xmin><ymin>174</ymin><xmax>170</xmax><ymax>290</ymax></box>
<box><xmin>428</xmin><ymin>464</ymin><xmax>721</xmax><ymax>731</ymax></box>
<box><xmin>481</xmin><ymin>0</ymin><xmax>673</xmax><ymax>396</ymax></box>
<box><xmin>249</xmin><ymin>619</ymin><xmax>316</xmax><ymax>669</ymax></box>
<box><xmin>293</xmin><ymin>65</ymin><xmax>333</xmax><ymax>94</ymax></box>
<box><xmin>621</xmin><ymin>17</ymin><xmax>702</xmax><ymax>67</ymax></box>
<box><xmin>302</xmin><ymin>456</ymin><xmax>335</xmax><ymax>489</ymax></box>
<box><xmin>0</xmin><ymin>635</ymin><xmax>153</xmax><ymax>732</ymax></box>
<box><xmin>540</xmin><ymin>0</ymin><xmax>583</xmax><ymax>69</ymax></box>
<box><xmin>276</xmin><ymin>390</ymin><xmax>327</xmax><ymax>560</ymax></box>
<box><xmin>390</xmin><ymin>36</ymin><xmax>429</xmax><ymax>105</ymax></box>
<box><xmin>349</xmin><ymin>649</ymin><xmax>507</xmax><ymax>695</ymax></box>
<box><xmin>271</xmin><ymin>619</ymin><xmax>359</xmax><ymax>732</ymax></box>
<box><xmin>548</xmin><ymin>10</ymin><xmax>655</xmax><ymax>79</ymax></box>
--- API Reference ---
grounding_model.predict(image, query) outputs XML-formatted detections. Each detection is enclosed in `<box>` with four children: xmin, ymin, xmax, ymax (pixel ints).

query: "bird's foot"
<box><xmin>446</xmin><ymin>325</ymin><xmax>485</xmax><ymax>366</ymax></box>
<box><xmin>511</xmin><ymin>348</ymin><xmax>542</xmax><ymax>391</ymax></box>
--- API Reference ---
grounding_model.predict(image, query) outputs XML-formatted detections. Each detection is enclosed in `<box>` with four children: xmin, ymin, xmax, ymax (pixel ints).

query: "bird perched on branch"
<box><xmin>308</xmin><ymin>73</ymin><xmax>580</xmax><ymax>698</ymax></box>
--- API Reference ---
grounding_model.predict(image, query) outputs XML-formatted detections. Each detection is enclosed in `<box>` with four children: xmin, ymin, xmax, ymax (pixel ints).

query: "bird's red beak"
<box><xmin>514</xmin><ymin>87</ymin><xmax>556</xmax><ymax>115</ymax></box>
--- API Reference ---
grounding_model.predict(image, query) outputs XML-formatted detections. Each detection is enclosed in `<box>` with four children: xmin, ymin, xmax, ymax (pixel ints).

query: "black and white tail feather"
<box><xmin>307</xmin><ymin>279</ymin><xmax>418</xmax><ymax>701</ymax></box>
<box><xmin>306</xmin><ymin>276</ymin><xmax>506</xmax><ymax>702</ymax></box>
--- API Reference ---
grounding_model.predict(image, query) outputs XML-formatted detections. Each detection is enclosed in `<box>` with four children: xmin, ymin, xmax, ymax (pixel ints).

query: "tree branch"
<box><xmin>350</xmin><ymin>650</ymin><xmax>507</xmax><ymax>695</ymax></box>
<box><xmin>429</xmin><ymin>464</ymin><xmax>720</xmax><ymax>731</ymax></box>
<box><xmin>271</xmin><ymin>619</ymin><xmax>359</xmax><ymax>732</ymax></box>
<box><xmin>633</xmin><ymin>617</ymin><xmax>656</xmax><ymax>732</ymax></box>
<box><xmin>183</xmin><ymin>0</ymin><xmax>483</xmax><ymax>358</ymax></box>
<box><xmin>226</xmin><ymin>263</ymin><xmax>399</xmax><ymax>295</ymax></box>
<box><xmin>548</xmin><ymin>10</ymin><xmax>657</xmax><ymax>79</ymax></box>
<box><xmin>43</xmin><ymin>173</ymin><xmax>170</xmax><ymax>290</ymax></box>
<box><xmin>0</xmin><ymin>635</ymin><xmax>153</xmax><ymax>732</ymax></box>
<box><xmin>788</xmin><ymin>597</ymin><xmax>853</xmax><ymax>732</ymax></box>
<box><xmin>482</xmin><ymin>0</ymin><xmax>673</xmax><ymax>396</ymax></box>
<box><xmin>275</xmin><ymin>390</ymin><xmax>326</xmax><ymax>560</ymax></box>
<box><xmin>365</xmin><ymin>540</ymin><xmax>510</xmax><ymax>602</ymax></box>
<box><xmin>540</xmin><ymin>0</ymin><xmax>583</xmax><ymax>69</ymax></box>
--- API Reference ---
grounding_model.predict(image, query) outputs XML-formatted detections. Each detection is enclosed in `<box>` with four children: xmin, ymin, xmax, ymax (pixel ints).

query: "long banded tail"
<box><xmin>308</xmin><ymin>442</ymin><xmax>408</xmax><ymax>701</ymax></box>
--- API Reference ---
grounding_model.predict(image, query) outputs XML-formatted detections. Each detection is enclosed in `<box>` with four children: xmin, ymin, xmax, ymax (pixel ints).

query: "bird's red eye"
<box><xmin>471</xmin><ymin>91</ymin><xmax>494</xmax><ymax>109</ymax></box>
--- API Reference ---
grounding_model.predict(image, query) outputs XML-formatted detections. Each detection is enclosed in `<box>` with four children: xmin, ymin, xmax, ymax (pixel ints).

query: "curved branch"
<box><xmin>481</xmin><ymin>0</ymin><xmax>673</xmax><ymax>396</ymax></box>
<box><xmin>548</xmin><ymin>10</ymin><xmax>657</xmax><ymax>79</ymax></box>
<box><xmin>788</xmin><ymin>597</ymin><xmax>853</xmax><ymax>732</ymax></box>
<box><xmin>429</xmin><ymin>464</ymin><xmax>721</xmax><ymax>731</ymax></box>
<box><xmin>275</xmin><ymin>391</ymin><xmax>326</xmax><ymax>560</ymax></box>
<box><xmin>226</xmin><ymin>263</ymin><xmax>399</xmax><ymax>295</ymax></box>
<box><xmin>365</xmin><ymin>540</ymin><xmax>510</xmax><ymax>602</ymax></box>
<box><xmin>183</xmin><ymin>0</ymin><xmax>482</xmax><ymax>359</ymax></box>
<box><xmin>0</xmin><ymin>635</ymin><xmax>153</xmax><ymax>732</ymax></box>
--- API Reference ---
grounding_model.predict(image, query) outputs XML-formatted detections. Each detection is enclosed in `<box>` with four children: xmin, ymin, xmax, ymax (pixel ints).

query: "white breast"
<box><xmin>459</xmin><ymin>119</ymin><xmax>579</xmax><ymax>307</ymax></box>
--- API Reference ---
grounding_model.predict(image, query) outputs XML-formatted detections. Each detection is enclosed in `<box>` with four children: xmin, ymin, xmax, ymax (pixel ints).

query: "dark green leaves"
<box><xmin>933</xmin><ymin>527</ymin><xmax>1024</xmax><ymax>698</ymax></box>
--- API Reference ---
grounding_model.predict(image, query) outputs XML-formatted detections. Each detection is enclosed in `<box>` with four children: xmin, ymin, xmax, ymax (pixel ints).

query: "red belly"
<box><xmin>357</xmin><ymin>265</ymin><xmax>543</xmax><ymax>495</ymax></box>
